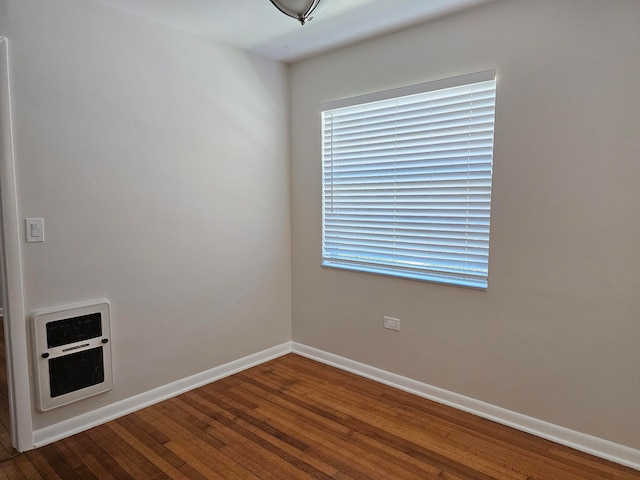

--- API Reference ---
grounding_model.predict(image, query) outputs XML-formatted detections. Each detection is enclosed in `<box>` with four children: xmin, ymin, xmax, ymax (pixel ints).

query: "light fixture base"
<box><xmin>269</xmin><ymin>0</ymin><xmax>322</xmax><ymax>25</ymax></box>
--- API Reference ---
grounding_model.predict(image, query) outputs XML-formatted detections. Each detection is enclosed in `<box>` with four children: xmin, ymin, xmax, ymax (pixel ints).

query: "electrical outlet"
<box><xmin>383</xmin><ymin>316</ymin><xmax>400</xmax><ymax>331</ymax></box>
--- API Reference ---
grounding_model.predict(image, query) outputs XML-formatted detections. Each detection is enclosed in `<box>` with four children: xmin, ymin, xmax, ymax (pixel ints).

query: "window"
<box><xmin>321</xmin><ymin>71</ymin><xmax>496</xmax><ymax>289</ymax></box>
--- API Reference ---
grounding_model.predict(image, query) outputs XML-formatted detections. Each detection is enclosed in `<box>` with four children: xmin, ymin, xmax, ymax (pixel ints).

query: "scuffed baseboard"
<box><xmin>292</xmin><ymin>342</ymin><xmax>640</xmax><ymax>472</ymax></box>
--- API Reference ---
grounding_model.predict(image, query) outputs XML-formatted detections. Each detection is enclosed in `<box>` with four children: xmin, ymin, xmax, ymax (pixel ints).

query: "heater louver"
<box><xmin>32</xmin><ymin>299</ymin><xmax>113</xmax><ymax>411</ymax></box>
<box><xmin>49</xmin><ymin>347</ymin><xmax>105</xmax><ymax>398</ymax></box>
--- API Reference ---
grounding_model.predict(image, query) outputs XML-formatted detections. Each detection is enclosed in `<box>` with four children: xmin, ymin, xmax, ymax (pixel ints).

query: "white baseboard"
<box><xmin>32</xmin><ymin>342</ymin><xmax>292</xmax><ymax>448</ymax></box>
<box><xmin>292</xmin><ymin>342</ymin><xmax>640</xmax><ymax>472</ymax></box>
<box><xmin>31</xmin><ymin>340</ymin><xmax>640</xmax><ymax>471</ymax></box>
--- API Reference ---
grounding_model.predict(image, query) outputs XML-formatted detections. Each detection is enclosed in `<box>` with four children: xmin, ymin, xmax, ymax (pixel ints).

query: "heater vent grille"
<box><xmin>31</xmin><ymin>299</ymin><xmax>113</xmax><ymax>411</ymax></box>
<box><xmin>49</xmin><ymin>346</ymin><xmax>105</xmax><ymax>398</ymax></box>
<box><xmin>46</xmin><ymin>313</ymin><xmax>102</xmax><ymax>348</ymax></box>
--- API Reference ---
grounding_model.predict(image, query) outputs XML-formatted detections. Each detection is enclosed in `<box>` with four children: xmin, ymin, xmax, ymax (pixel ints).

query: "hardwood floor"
<box><xmin>0</xmin><ymin>317</ymin><xmax>17</xmax><ymax>462</ymax></box>
<box><xmin>0</xmin><ymin>354</ymin><xmax>638</xmax><ymax>479</ymax></box>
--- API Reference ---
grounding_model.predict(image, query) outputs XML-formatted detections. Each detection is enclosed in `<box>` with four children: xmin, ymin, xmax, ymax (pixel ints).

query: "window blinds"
<box><xmin>321</xmin><ymin>71</ymin><xmax>496</xmax><ymax>288</ymax></box>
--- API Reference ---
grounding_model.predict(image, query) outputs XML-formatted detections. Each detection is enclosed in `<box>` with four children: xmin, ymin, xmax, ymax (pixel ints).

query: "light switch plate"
<box><xmin>25</xmin><ymin>218</ymin><xmax>45</xmax><ymax>242</ymax></box>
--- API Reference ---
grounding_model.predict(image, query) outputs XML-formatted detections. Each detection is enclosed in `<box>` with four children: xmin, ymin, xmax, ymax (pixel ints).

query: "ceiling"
<box><xmin>95</xmin><ymin>0</ymin><xmax>495</xmax><ymax>63</ymax></box>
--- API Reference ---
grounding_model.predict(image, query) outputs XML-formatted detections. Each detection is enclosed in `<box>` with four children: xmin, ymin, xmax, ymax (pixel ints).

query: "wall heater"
<box><xmin>31</xmin><ymin>299</ymin><xmax>112</xmax><ymax>411</ymax></box>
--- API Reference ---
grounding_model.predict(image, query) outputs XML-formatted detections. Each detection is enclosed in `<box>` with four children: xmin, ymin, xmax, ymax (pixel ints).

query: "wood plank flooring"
<box><xmin>1</xmin><ymin>354</ymin><xmax>638</xmax><ymax>479</ymax></box>
<box><xmin>0</xmin><ymin>317</ymin><xmax>17</xmax><ymax>462</ymax></box>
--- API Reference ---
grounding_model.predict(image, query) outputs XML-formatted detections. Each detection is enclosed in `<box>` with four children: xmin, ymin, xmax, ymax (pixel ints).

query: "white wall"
<box><xmin>291</xmin><ymin>0</ymin><xmax>640</xmax><ymax>450</ymax></box>
<box><xmin>2</xmin><ymin>0</ymin><xmax>639</xmax><ymax>456</ymax></box>
<box><xmin>1</xmin><ymin>0</ymin><xmax>291</xmax><ymax>431</ymax></box>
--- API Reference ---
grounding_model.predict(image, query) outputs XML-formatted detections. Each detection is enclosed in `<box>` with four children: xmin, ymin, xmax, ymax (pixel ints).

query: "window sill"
<box><xmin>321</xmin><ymin>261</ymin><xmax>488</xmax><ymax>290</ymax></box>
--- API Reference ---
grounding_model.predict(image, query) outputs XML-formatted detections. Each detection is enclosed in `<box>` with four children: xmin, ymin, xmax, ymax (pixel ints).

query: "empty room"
<box><xmin>0</xmin><ymin>0</ymin><xmax>639</xmax><ymax>478</ymax></box>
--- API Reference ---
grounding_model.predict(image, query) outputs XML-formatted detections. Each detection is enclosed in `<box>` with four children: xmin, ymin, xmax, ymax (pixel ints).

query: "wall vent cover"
<box><xmin>31</xmin><ymin>299</ymin><xmax>112</xmax><ymax>411</ymax></box>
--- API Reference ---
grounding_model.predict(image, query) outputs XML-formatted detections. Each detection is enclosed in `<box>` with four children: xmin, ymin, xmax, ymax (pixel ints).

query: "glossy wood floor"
<box><xmin>1</xmin><ymin>354</ymin><xmax>638</xmax><ymax>479</ymax></box>
<box><xmin>0</xmin><ymin>317</ymin><xmax>17</xmax><ymax>462</ymax></box>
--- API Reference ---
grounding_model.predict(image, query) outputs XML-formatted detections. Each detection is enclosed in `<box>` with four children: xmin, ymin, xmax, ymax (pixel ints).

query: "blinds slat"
<box><xmin>322</xmin><ymin>74</ymin><xmax>496</xmax><ymax>288</ymax></box>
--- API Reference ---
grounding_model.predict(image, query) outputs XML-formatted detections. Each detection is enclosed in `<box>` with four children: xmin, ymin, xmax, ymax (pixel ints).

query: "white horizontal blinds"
<box><xmin>322</xmin><ymin>73</ymin><xmax>496</xmax><ymax>288</ymax></box>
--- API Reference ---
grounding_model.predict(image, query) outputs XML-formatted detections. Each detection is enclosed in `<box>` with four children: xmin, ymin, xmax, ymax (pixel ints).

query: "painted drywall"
<box><xmin>291</xmin><ymin>0</ymin><xmax>640</xmax><ymax>450</ymax></box>
<box><xmin>1</xmin><ymin>0</ymin><xmax>291</xmax><ymax>431</ymax></box>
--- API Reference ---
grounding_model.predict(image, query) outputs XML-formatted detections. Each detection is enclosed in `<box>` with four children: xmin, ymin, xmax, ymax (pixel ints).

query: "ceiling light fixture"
<box><xmin>269</xmin><ymin>0</ymin><xmax>322</xmax><ymax>25</ymax></box>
